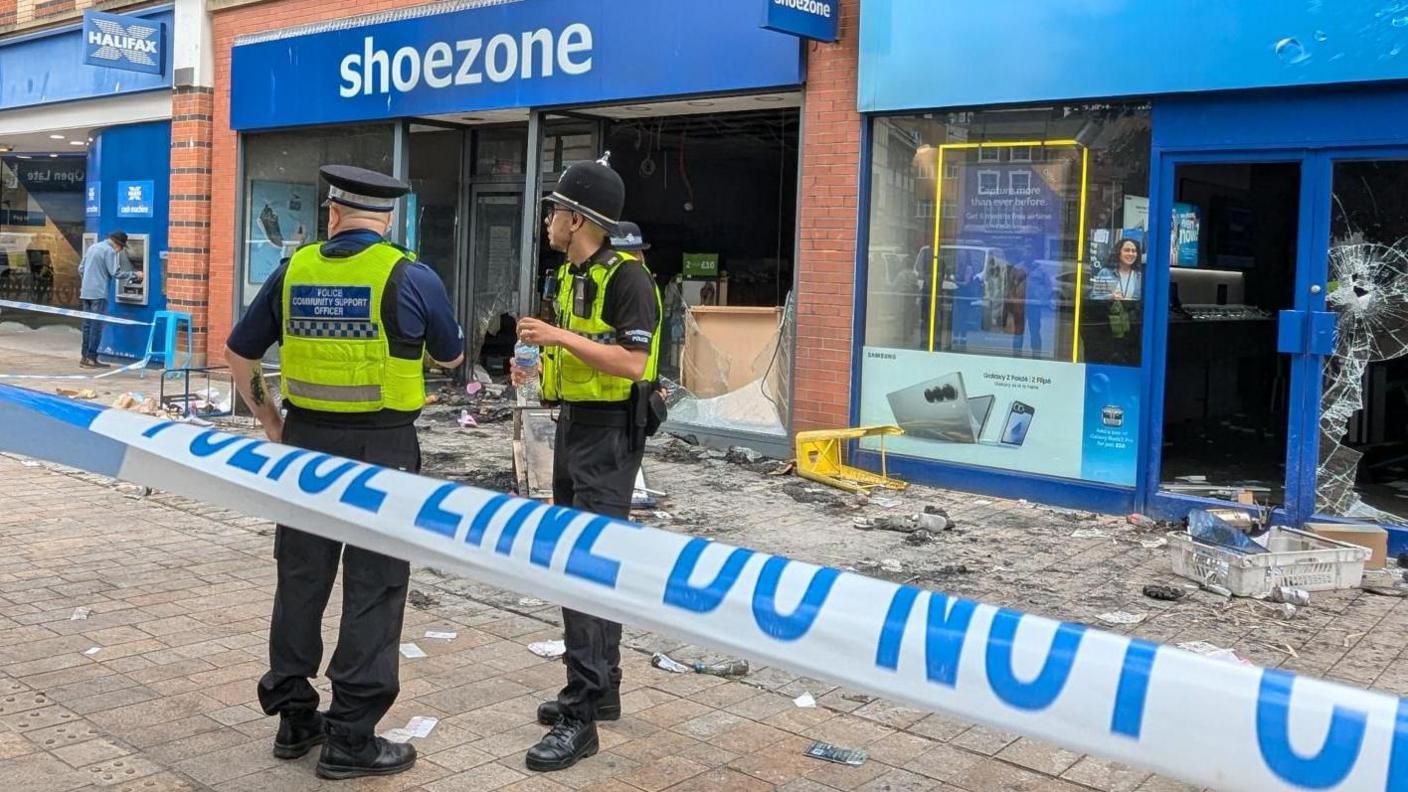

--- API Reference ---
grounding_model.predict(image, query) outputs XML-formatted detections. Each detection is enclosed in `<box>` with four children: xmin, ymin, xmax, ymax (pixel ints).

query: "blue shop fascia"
<box><xmin>852</xmin><ymin>0</ymin><xmax>1408</xmax><ymax>546</ymax></box>
<box><xmin>0</xmin><ymin>5</ymin><xmax>174</xmax><ymax>359</ymax></box>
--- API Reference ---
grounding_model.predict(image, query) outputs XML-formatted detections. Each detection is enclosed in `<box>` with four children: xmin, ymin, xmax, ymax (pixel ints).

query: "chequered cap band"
<box><xmin>327</xmin><ymin>186</ymin><xmax>396</xmax><ymax>212</ymax></box>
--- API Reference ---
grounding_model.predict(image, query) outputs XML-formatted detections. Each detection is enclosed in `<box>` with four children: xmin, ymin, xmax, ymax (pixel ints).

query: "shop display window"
<box><xmin>240</xmin><ymin>125</ymin><xmax>394</xmax><ymax>304</ymax></box>
<box><xmin>858</xmin><ymin>105</ymin><xmax>1151</xmax><ymax>486</ymax></box>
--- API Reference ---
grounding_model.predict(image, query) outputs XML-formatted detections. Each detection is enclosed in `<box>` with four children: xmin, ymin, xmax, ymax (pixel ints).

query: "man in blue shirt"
<box><xmin>225</xmin><ymin>165</ymin><xmax>463</xmax><ymax>782</ymax></box>
<box><xmin>77</xmin><ymin>231</ymin><xmax>139</xmax><ymax>368</ymax></box>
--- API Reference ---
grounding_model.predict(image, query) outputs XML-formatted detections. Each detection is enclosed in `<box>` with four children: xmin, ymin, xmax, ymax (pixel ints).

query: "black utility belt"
<box><xmin>556</xmin><ymin>401</ymin><xmax>631</xmax><ymax>428</ymax></box>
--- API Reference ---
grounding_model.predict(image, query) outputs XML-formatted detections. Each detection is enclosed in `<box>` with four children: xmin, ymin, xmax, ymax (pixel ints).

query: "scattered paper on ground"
<box><xmin>424</xmin><ymin>630</ymin><xmax>458</xmax><ymax>640</ymax></box>
<box><xmin>382</xmin><ymin>728</ymin><xmax>413</xmax><ymax>744</ymax></box>
<box><xmin>406</xmin><ymin>716</ymin><xmax>438</xmax><ymax>738</ymax></box>
<box><xmin>1098</xmin><ymin>611</ymin><xmax>1147</xmax><ymax>626</ymax></box>
<box><xmin>1178</xmin><ymin>640</ymin><xmax>1255</xmax><ymax>666</ymax></box>
<box><xmin>518</xmin><ymin>597</ymin><xmax>546</xmax><ymax>607</ymax></box>
<box><xmin>1140</xmin><ymin>537</ymin><xmax>1169</xmax><ymax>549</ymax></box>
<box><xmin>528</xmin><ymin>640</ymin><xmax>566</xmax><ymax>658</ymax></box>
<box><xmin>70</xmin><ymin>607</ymin><xmax>90</xmax><ymax>621</ymax></box>
<box><xmin>793</xmin><ymin>692</ymin><xmax>816</xmax><ymax>708</ymax></box>
<box><xmin>1071</xmin><ymin>528</ymin><xmax>1106</xmax><ymax>539</ymax></box>
<box><xmin>84</xmin><ymin>647</ymin><xmax>100</xmax><ymax>656</ymax></box>
<box><xmin>399</xmin><ymin>642</ymin><xmax>427</xmax><ymax>659</ymax></box>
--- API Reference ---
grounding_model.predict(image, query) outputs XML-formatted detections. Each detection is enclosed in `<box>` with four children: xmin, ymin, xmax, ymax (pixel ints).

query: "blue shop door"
<box><xmin>1148</xmin><ymin>148</ymin><xmax>1408</xmax><ymax>548</ymax></box>
<box><xmin>1142</xmin><ymin>88</ymin><xmax>1408</xmax><ymax>548</ymax></box>
<box><xmin>1305</xmin><ymin>153</ymin><xmax>1408</xmax><ymax>545</ymax></box>
<box><xmin>1148</xmin><ymin>152</ymin><xmax>1318</xmax><ymax>525</ymax></box>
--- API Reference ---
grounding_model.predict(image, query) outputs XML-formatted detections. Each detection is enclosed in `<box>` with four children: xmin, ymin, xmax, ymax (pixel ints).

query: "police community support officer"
<box><xmin>513</xmin><ymin>158</ymin><xmax>663</xmax><ymax>772</ymax></box>
<box><xmin>225</xmin><ymin>165</ymin><xmax>463</xmax><ymax>781</ymax></box>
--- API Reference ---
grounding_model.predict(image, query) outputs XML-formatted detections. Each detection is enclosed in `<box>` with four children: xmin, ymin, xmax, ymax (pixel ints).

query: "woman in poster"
<box><xmin>1085</xmin><ymin>238</ymin><xmax>1144</xmax><ymax>365</ymax></box>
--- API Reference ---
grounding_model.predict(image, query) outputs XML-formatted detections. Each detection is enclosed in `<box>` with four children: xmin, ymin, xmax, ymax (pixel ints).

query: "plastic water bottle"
<box><xmin>514</xmin><ymin>341</ymin><xmax>540</xmax><ymax>405</ymax></box>
<box><xmin>692</xmin><ymin>659</ymin><xmax>750</xmax><ymax>677</ymax></box>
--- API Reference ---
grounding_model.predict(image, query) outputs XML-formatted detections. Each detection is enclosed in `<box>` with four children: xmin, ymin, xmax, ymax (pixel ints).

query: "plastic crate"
<box><xmin>1167</xmin><ymin>526</ymin><xmax>1371</xmax><ymax>597</ymax></box>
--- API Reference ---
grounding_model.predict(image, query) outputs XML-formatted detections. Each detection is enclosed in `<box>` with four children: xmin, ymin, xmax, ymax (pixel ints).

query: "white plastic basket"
<box><xmin>1167</xmin><ymin>526</ymin><xmax>1371</xmax><ymax>597</ymax></box>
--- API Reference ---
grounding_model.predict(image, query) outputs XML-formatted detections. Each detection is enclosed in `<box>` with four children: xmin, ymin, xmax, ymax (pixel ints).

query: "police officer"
<box><xmin>609</xmin><ymin>221</ymin><xmax>650</xmax><ymax>260</ymax></box>
<box><xmin>514</xmin><ymin>158</ymin><xmax>662</xmax><ymax>772</ymax></box>
<box><xmin>225</xmin><ymin>165</ymin><xmax>463</xmax><ymax>781</ymax></box>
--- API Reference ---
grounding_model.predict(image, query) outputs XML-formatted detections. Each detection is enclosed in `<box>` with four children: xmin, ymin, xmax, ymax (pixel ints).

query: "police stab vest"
<box><xmin>280</xmin><ymin>241</ymin><xmax>426</xmax><ymax>413</ymax></box>
<box><xmin>541</xmin><ymin>251</ymin><xmax>662</xmax><ymax>403</ymax></box>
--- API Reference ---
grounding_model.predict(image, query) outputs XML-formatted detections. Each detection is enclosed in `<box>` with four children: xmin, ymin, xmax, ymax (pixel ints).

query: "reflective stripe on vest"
<box><xmin>541</xmin><ymin>251</ymin><xmax>662</xmax><ymax>404</ymax></box>
<box><xmin>279</xmin><ymin>241</ymin><xmax>427</xmax><ymax>414</ymax></box>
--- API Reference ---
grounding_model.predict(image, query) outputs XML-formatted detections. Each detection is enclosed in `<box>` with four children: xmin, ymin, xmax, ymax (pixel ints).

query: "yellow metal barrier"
<box><xmin>794</xmin><ymin>425</ymin><xmax>909</xmax><ymax>494</ymax></box>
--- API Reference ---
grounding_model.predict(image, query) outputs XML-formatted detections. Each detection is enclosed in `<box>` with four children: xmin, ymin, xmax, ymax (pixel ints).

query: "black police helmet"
<box><xmin>544</xmin><ymin>154</ymin><xmax>625</xmax><ymax>233</ymax></box>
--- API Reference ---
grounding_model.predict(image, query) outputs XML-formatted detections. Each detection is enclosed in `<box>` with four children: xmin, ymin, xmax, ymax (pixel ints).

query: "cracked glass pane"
<box><xmin>1319</xmin><ymin>160</ymin><xmax>1408</xmax><ymax>523</ymax></box>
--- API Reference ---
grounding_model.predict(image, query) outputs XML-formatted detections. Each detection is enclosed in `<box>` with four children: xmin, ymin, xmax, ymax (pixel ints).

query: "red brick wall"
<box><xmin>167</xmin><ymin>87</ymin><xmax>215</xmax><ymax>363</ymax></box>
<box><xmin>32</xmin><ymin>0</ymin><xmax>73</xmax><ymax>19</ymax></box>
<box><xmin>0</xmin><ymin>0</ymin><xmax>17</xmax><ymax>27</ymax></box>
<box><xmin>792</xmin><ymin>0</ymin><xmax>862</xmax><ymax>431</ymax></box>
<box><xmin>208</xmin><ymin>0</ymin><xmax>430</xmax><ymax>364</ymax></box>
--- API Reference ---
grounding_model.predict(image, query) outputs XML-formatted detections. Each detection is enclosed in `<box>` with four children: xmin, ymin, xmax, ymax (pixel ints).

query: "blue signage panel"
<box><xmin>860</xmin><ymin>0</ymin><xmax>1408</xmax><ymax>112</ymax></box>
<box><xmin>117</xmin><ymin>180</ymin><xmax>155</xmax><ymax>219</ymax></box>
<box><xmin>763</xmin><ymin>0</ymin><xmax>838</xmax><ymax>43</ymax></box>
<box><xmin>86</xmin><ymin>181</ymin><xmax>101</xmax><ymax>217</ymax></box>
<box><xmin>83</xmin><ymin>10</ymin><xmax>166</xmax><ymax>76</ymax></box>
<box><xmin>0</xmin><ymin>9</ymin><xmax>171</xmax><ymax>111</ymax></box>
<box><xmin>230</xmin><ymin>0</ymin><xmax>803</xmax><ymax>131</ymax></box>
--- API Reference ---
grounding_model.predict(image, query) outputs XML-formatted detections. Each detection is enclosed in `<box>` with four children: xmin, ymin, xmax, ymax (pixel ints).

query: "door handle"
<box><xmin>1277</xmin><ymin>310</ymin><xmax>1304</xmax><ymax>354</ymax></box>
<box><xmin>1276</xmin><ymin>309</ymin><xmax>1338</xmax><ymax>355</ymax></box>
<box><xmin>1309</xmin><ymin>311</ymin><xmax>1338</xmax><ymax>356</ymax></box>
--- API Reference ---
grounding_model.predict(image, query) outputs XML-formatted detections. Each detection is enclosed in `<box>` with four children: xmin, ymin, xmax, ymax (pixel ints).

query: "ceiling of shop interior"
<box><xmin>0</xmin><ymin>127</ymin><xmax>94</xmax><ymax>156</ymax></box>
<box><xmin>418</xmin><ymin>91</ymin><xmax>801</xmax><ymax>128</ymax></box>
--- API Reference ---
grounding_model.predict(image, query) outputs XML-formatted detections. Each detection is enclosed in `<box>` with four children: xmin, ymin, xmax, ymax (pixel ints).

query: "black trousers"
<box><xmin>552</xmin><ymin>406</ymin><xmax>643</xmax><ymax>722</ymax></box>
<box><xmin>256</xmin><ymin>416</ymin><xmax>420</xmax><ymax>738</ymax></box>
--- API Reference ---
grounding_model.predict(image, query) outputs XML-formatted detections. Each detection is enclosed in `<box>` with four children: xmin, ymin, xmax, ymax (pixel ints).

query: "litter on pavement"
<box><xmin>528</xmin><ymin>640</ymin><xmax>566</xmax><ymax>658</ymax></box>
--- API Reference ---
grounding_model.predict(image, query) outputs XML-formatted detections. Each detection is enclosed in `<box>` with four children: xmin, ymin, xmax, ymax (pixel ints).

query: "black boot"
<box><xmin>273</xmin><ymin>710</ymin><xmax>326</xmax><ymax>759</ymax></box>
<box><xmin>315</xmin><ymin>734</ymin><xmax>417</xmax><ymax>780</ymax></box>
<box><xmin>536</xmin><ymin>686</ymin><xmax>621</xmax><ymax>726</ymax></box>
<box><xmin>525</xmin><ymin>717</ymin><xmax>598</xmax><ymax>772</ymax></box>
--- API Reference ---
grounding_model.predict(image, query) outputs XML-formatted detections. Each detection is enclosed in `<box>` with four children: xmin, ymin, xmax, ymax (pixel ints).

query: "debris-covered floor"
<box><xmin>404</xmin><ymin>382</ymin><xmax>1408</xmax><ymax>691</ymax></box>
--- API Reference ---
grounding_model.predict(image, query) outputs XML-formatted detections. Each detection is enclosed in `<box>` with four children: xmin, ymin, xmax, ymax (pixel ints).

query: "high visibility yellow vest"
<box><xmin>541</xmin><ymin>251</ymin><xmax>662</xmax><ymax>403</ymax></box>
<box><xmin>279</xmin><ymin>241</ymin><xmax>426</xmax><ymax>413</ymax></box>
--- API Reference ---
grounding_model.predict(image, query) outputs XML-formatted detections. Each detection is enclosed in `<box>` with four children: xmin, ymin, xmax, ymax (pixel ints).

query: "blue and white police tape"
<box><xmin>0</xmin><ymin>299</ymin><xmax>152</xmax><ymax>326</ymax></box>
<box><xmin>0</xmin><ymin>381</ymin><xmax>1403</xmax><ymax>792</ymax></box>
<box><xmin>0</xmin><ymin>357</ymin><xmax>150</xmax><ymax>380</ymax></box>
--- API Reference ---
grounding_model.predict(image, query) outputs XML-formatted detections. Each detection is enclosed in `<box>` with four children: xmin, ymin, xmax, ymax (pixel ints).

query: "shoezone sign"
<box><xmin>2</xmin><ymin>382</ymin><xmax>1406</xmax><ymax>792</ymax></box>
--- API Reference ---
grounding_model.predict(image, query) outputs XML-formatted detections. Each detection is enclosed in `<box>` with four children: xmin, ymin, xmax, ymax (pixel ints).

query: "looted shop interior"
<box><xmin>403</xmin><ymin>100</ymin><xmax>800</xmax><ymax>442</ymax></box>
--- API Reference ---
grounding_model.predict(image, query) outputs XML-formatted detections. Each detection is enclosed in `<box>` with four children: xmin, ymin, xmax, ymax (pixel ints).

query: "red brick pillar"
<box><xmin>793</xmin><ymin>0</ymin><xmax>862</xmax><ymax>431</ymax></box>
<box><xmin>0</xmin><ymin>0</ymin><xmax>17</xmax><ymax>26</ymax></box>
<box><xmin>167</xmin><ymin>86</ymin><xmax>215</xmax><ymax>364</ymax></box>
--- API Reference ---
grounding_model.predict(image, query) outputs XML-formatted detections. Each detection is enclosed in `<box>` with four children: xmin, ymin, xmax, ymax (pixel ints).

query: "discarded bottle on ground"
<box><xmin>1187</xmin><ymin>509</ymin><xmax>1266</xmax><ymax>553</ymax></box>
<box><xmin>1269</xmin><ymin>585</ymin><xmax>1310</xmax><ymax>607</ymax></box>
<box><xmin>692</xmin><ymin>659</ymin><xmax>749</xmax><ymax>677</ymax></box>
<box><xmin>514</xmin><ymin>341</ymin><xmax>540</xmax><ymax>405</ymax></box>
<box><xmin>650</xmin><ymin>652</ymin><xmax>690</xmax><ymax>673</ymax></box>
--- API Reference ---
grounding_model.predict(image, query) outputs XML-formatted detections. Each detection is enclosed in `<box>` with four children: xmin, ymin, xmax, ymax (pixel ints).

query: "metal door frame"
<box><xmin>1142</xmin><ymin>146</ymin><xmax>1323</xmax><ymax>524</ymax></box>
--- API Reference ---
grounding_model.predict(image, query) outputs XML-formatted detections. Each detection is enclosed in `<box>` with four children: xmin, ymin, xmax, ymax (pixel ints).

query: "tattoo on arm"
<box><xmin>250</xmin><ymin>373</ymin><xmax>267</xmax><ymax>407</ymax></box>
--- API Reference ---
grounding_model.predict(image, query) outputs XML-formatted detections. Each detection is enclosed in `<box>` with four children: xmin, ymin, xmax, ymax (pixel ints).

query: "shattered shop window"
<box><xmin>1318</xmin><ymin>159</ymin><xmax>1408</xmax><ymax>524</ymax></box>
<box><xmin>856</xmin><ymin>106</ymin><xmax>1151</xmax><ymax>488</ymax></box>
